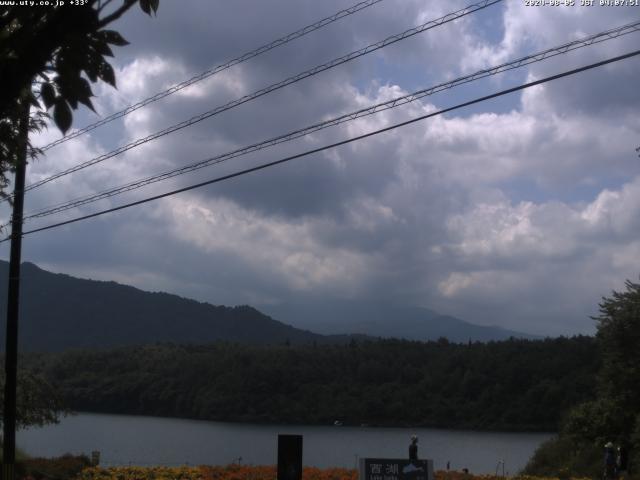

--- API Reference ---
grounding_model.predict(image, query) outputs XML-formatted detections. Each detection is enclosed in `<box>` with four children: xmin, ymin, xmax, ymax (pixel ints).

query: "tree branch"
<box><xmin>97</xmin><ymin>0</ymin><xmax>137</xmax><ymax>28</ymax></box>
<box><xmin>97</xmin><ymin>0</ymin><xmax>117</xmax><ymax>14</ymax></box>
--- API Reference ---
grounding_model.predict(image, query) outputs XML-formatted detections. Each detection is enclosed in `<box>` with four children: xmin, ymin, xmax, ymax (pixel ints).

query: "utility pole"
<box><xmin>2</xmin><ymin>99</ymin><xmax>30</xmax><ymax>480</ymax></box>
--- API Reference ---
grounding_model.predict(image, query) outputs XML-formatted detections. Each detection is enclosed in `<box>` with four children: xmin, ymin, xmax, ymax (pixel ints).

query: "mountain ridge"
<box><xmin>0</xmin><ymin>261</ymin><xmax>340</xmax><ymax>351</ymax></box>
<box><xmin>261</xmin><ymin>299</ymin><xmax>540</xmax><ymax>343</ymax></box>
<box><xmin>0</xmin><ymin>260</ymin><xmax>537</xmax><ymax>351</ymax></box>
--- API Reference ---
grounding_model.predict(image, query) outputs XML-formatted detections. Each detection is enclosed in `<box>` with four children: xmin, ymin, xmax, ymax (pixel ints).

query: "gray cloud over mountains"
<box><xmin>3</xmin><ymin>0</ymin><xmax>639</xmax><ymax>336</ymax></box>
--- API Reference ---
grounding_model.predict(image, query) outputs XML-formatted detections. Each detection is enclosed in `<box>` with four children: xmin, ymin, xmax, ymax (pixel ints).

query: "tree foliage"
<box><xmin>526</xmin><ymin>278</ymin><xmax>640</xmax><ymax>477</ymax></box>
<box><xmin>0</xmin><ymin>0</ymin><xmax>159</xmax><ymax>198</ymax></box>
<box><xmin>0</xmin><ymin>0</ymin><xmax>159</xmax><ymax>430</ymax></box>
<box><xmin>0</xmin><ymin>366</ymin><xmax>65</xmax><ymax>429</ymax></box>
<box><xmin>561</xmin><ymin>280</ymin><xmax>640</xmax><ymax>444</ymax></box>
<box><xmin>23</xmin><ymin>336</ymin><xmax>598</xmax><ymax>432</ymax></box>
<box><xmin>594</xmin><ymin>279</ymin><xmax>640</xmax><ymax>410</ymax></box>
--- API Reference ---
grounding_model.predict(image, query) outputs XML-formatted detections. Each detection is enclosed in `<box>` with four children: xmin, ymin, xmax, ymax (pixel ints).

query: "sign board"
<box><xmin>359</xmin><ymin>458</ymin><xmax>433</xmax><ymax>480</ymax></box>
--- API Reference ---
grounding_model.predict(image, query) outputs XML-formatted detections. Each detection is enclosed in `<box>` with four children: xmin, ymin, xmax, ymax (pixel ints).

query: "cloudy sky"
<box><xmin>2</xmin><ymin>0</ymin><xmax>640</xmax><ymax>336</ymax></box>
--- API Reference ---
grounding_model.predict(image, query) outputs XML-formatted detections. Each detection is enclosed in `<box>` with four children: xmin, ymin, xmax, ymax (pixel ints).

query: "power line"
<box><xmin>20</xmin><ymin>0</ymin><xmax>502</xmax><ymax>195</ymax></box>
<box><xmin>18</xmin><ymin>19</ymin><xmax>640</xmax><ymax>223</ymax></box>
<box><xmin>26</xmin><ymin>0</ymin><xmax>501</xmax><ymax>192</ymax></box>
<box><xmin>6</xmin><ymin>48</ymin><xmax>638</xmax><ymax>242</ymax></box>
<box><xmin>36</xmin><ymin>0</ymin><xmax>387</xmax><ymax>152</ymax></box>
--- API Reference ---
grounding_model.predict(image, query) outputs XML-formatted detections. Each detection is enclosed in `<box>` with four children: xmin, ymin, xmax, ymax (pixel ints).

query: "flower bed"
<box><xmin>76</xmin><ymin>465</ymin><xmax>591</xmax><ymax>480</ymax></box>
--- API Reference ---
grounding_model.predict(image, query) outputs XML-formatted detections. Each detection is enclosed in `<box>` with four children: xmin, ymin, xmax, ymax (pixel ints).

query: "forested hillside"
<box><xmin>0</xmin><ymin>262</ymin><xmax>346</xmax><ymax>350</ymax></box>
<box><xmin>25</xmin><ymin>336</ymin><xmax>598</xmax><ymax>431</ymax></box>
<box><xmin>0</xmin><ymin>261</ymin><xmax>529</xmax><ymax>350</ymax></box>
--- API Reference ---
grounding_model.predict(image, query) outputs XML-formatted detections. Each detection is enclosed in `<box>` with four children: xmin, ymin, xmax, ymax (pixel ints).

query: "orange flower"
<box><xmin>76</xmin><ymin>464</ymin><xmax>590</xmax><ymax>480</ymax></box>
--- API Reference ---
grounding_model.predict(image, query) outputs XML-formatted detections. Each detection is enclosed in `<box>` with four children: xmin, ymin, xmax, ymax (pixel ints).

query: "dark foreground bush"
<box><xmin>523</xmin><ymin>436</ymin><xmax>602</xmax><ymax>478</ymax></box>
<box><xmin>18</xmin><ymin>453</ymin><xmax>92</xmax><ymax>480</ymax></box>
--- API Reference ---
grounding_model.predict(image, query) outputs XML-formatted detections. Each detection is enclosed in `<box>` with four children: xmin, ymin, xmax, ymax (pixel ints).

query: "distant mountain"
<box><xmin>0</xmin><ymin>261</ymin><xmax>537</xmax><ymax>352</ymax></box>
<box><xmin>0</xmin><ymin>261</ymin><xmax>359</xmax><ymax>352</ymax></box>
<box><xmin>261</xmin><ymin>299</ymin><xmax>540</xmax><ymax>343</ymax></box>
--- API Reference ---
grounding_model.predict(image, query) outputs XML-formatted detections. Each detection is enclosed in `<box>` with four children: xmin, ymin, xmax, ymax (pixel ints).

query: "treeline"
<box><xmin>24</xmin><ymin>336</ymin><xmax>597</xmax><ymax>431</ymax></box>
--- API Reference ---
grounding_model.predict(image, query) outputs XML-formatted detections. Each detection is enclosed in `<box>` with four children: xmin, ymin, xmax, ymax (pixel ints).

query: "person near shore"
<box><xmin>409</xmin><ymin>435</ymin><xmax>418</xmax><ymax>461</ymax></box>
<box><xmin>617</xmin><ymin>445</ymin><xmax>629</xmax><ymax>479</ymax></box>
<box><xmin>604</xmin><ymin>442</ymin><xmax>617</xmax><ymax>480</ymax></box>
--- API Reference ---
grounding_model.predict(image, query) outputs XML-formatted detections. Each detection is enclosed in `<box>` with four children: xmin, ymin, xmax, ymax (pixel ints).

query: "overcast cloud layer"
<box><xmin>2</xmin><ymin>0</ymin><xmax>640</xmax><ymax>336</ymax></box>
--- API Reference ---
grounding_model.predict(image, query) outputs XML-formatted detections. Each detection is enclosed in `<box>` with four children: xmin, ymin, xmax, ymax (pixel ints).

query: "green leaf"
<box><xmin>92</xmin><ymin>38</ymin><xmax>114</xmax><ymax>57</ymax></box>
<box><xmin>66</xmin><ymin>96</ymin><xmax>78</xmax><ymax>109</ymax></box>
<box><xmin>53</xmin><ymin>98</ymin><xmax>72</xmax><ymax>134</ymax></box>
<box><xmin>55</xmin><ymin>46</ymin><xmax>86</xmax><ymax>78</ymax></box>
<box><xmin>98</xmin><ymin>60</ymin><xmax>116</xmax><ymax>88</ymax></box>
<box><xmin>76</xmin><ymin>77</ymin><xmax>96</xmax><ymax>112</ymax></box>
<box><xmin>54</xmin><ymin>73</ymin><xmax>96</xmax><ymax>112</ymax></box>
<box><xmin>40</xmin><ymin>83</ymin><xmax>56</xmax><ymax>109</ymax></box>
<box><xmin>78</xmin><ymin>96</ymin><xmax>96</xmax><ymax>113</ymax></box>
<box><xmin>77</xmin><ymin>77</ymin><xmax>93</xmax><ymax>98</ymax></box>
<box><xmin>55</xmin><ymin>75</ymin><xmax>78</xmax><ymax>108</ymax></box>
<box><xmin>139</xmin><ymin>0</ymin><xmax>158</xmax><ymax>15</ymax></box>
<box><xmin>139</xmin><ymin>0</ymin><xmax>151</xmax><ymax>15</ymax></box>
<box><xmin>100</xmin><ymin>30</ymin><xmax>129</xmax><ymax>47</ymax></box>
<box><xmin>84</xmin><ymin>55</ymin><xmax>100</xmax><ymax>82</ymax></box>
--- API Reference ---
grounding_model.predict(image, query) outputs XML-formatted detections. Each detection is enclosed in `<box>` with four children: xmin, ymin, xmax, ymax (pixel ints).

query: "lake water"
<box><xmin>17</xmin><ymin>413</ymin><xmax>552</xmax><ymax>475</ymax></box>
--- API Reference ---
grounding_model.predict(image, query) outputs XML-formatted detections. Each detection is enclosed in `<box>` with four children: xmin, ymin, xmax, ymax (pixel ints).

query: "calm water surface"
<box><xmin>17</xmin><ymin>413</ymin><xmax>552</xmax><ymax>474</ymax></box>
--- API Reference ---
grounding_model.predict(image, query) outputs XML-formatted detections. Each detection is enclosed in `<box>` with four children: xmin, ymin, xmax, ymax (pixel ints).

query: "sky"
<box><xmin>2</xmin><ymin>0</ymin><xmax>640</xmax><ymax>336</ymax></box>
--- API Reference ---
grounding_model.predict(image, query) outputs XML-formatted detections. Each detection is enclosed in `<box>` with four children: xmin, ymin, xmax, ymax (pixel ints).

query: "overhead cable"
<box><xmin>36</xmin><ymin>0</ymin><xmax>388</xmax><ymax>152</ymax></box>
<box><xmin>5</xmin><ymin>48</ymin><xmax>638</xmax><ymax>242</ymax></box>
<box><xmin>19</xmin><ymin>19</ymin><xmax>640</xmax><ymax>222</ymax></box>
<box><xmin>21</xmin><ymin>0</ymin><xmax>502</xmax><ymax>195</ymax></box>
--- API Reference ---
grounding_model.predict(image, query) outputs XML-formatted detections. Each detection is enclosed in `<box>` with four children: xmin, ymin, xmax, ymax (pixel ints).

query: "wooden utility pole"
<box><xmin>2</xmin><ymin>100</ymin><xmax>30</xmax><ymax>480</ymax></box>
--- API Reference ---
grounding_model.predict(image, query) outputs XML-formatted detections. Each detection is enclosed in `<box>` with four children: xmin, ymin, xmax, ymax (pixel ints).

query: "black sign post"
<box><xmin>277</xmin><ymin>434</ymin><xmax>303</xmax><ymax>480</ymax></box>
<box><xmin>359</xmin><ymin>458</ymin><xmax>434</xmax><ymax>480</ymax></box>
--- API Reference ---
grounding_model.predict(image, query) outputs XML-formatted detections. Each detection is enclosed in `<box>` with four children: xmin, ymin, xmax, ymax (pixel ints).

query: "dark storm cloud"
<box><xmin>5</xmin><ymin>0</ymin><xmax>639</xmax><ymax>338</ymax></box>
<box><xmin>111</xmin><ymin>0</ymin><xmax>477</xmax><ymax>77</ymax></box>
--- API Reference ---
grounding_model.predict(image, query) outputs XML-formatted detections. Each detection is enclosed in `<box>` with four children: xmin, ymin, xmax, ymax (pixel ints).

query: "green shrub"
<box><xmin>19</xmin><ymin>453</ymin><xmax>91</xmax><ymax>480</ymax></box>
<box><xmin>523</xmin><ymin>436</ymin><xmax>601</xmax><ymax>478</ymax></box>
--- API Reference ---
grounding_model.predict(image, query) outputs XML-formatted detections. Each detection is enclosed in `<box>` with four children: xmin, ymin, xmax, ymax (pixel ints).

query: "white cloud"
<box><xmin>165</xmin><ymin>196</ymin><xmax>372</xmax><ymax>296</ymax></box>
<box><xmin>427</xmin><ymin>175</ymin><xmax>640</xmax><ymax>333</ymax></box>
<box><xmin>442</xmin><ymin>176</ymin><xmax>640</xmax><ymax>261</ymax></box>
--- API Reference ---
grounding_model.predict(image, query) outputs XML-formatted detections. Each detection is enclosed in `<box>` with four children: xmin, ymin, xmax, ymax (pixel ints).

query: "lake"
<box><xmin>17</xmin><ymin>413</ymin><xmax>552</xmax><ymax>474</ymax></box>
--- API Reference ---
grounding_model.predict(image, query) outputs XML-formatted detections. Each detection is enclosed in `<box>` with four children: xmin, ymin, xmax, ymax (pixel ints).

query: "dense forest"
<box><xmin>24</xmin><ymin>336</ymin><xmax>597</xmax><ymax>432</ymax></box>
